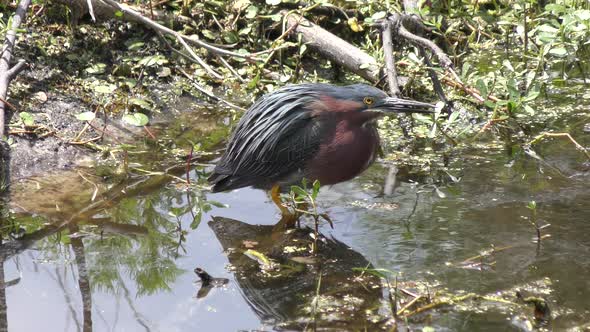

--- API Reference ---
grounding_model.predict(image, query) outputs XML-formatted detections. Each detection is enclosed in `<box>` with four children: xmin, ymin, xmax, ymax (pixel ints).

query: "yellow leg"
<box><xmin>270</xmin><ymin>184</ymin><xmax>298</xmax><ymax>229</ymax></box>
<box><xmin>271</xmin><ymin>184</ymin><xmax>289</xmax><ymax>215</ymax></box>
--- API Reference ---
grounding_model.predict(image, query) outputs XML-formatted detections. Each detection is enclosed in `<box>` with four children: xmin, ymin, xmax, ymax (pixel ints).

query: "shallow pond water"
<box><xmin>2</xmin><ymin>91</ymin><xmax>590</xmax><ymax>331</ymax></box>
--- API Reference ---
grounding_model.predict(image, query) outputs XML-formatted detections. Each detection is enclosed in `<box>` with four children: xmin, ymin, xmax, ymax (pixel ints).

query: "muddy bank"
<box><xmin>7</xmin><ymin>76</ymin><xmax>217</xmax><ymax>183</ymax></box>
<box><xmin>9</xmin><ymin>92</ymin><xmax>96</xmax><ymax>180</ymax></box>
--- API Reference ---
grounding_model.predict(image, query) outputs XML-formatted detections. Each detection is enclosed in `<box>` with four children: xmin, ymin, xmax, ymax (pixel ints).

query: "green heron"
<box><xmin>209</xmin><ymin>83</ymin><xmax>434</xmax><ymax>226</ymax></box>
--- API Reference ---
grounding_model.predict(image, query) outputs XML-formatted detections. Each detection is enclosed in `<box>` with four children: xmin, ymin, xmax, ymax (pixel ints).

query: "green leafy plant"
<box><xmin>287</xmin><ymin>179</ymin><xmax>332</xmax><ymax>253</ymax></box>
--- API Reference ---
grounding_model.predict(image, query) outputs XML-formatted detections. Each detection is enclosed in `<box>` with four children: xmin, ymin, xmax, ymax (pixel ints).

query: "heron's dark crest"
<box><xmin>209</xmin><ymin>83</ymin><xmax>434</xmax><ymax>192</ymax></box>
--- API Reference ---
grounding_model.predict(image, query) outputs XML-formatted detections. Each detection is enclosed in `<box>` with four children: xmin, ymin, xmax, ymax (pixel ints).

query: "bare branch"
<box><xmin>99</xmin><ymin>0</ymin><xmax>263</xmax><ymax>61</ymax></box>
<box><xmin>0</xmin><ymin>0</ymin><xmax>32</xmax><ymax>139</ymax></box>
<box><xmin>381</xmin><ymin>20</ymin><xmax>401</xmax><ymax>97</ymax></box>
<box><xmin>6</xmin><ymin>59</ymin><xmax>27</xmax><ymax>79</ymax></box>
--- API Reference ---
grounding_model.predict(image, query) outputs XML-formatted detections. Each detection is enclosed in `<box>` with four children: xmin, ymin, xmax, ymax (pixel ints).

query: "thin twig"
<box><xmin>217</xmin><ymin>56</ymin><xmax>245</xmax><ymax>83</ymax></box>
<box><xmin>176</xmin><ymin>67</ymin><xmax>245</xmax><ymax>111</ymax></box>
<box><xmin>100</xmin><ymin>0</ymin><xmax>264</xmax><ymax>61</ymax></box>
<box><xmin>175</xmin><ymin>34</ymin><xmax>223</xmax><ymax>80</ymax></box>
<box><xmin>397</xmin><ymin>295</ymin><xmax>425</xmax><ymax>316</ymax></box>
<box><xmin>396</xmin><ymin>18</ymin><xmax>453</xmax><ymax>70</ymax></box>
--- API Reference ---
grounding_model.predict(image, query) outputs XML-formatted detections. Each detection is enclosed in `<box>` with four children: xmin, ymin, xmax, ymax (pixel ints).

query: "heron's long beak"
<box><xmin>374</xmin><ymin>97</ymin><xmax>435</xmax><ymax>114</ymax></box>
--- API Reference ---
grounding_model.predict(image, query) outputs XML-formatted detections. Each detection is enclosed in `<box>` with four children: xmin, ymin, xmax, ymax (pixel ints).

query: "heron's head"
<box><xmin>310</xmin><ymin>84</ymin><xmax>434</xmax><ymax>120</ymax></box>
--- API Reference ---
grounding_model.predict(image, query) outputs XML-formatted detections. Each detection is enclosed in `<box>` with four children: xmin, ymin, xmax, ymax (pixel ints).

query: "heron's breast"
<box><xmin>307</xmin><ymin>121</ymin><xmax>379</xmax><ymax>186</ymax></box>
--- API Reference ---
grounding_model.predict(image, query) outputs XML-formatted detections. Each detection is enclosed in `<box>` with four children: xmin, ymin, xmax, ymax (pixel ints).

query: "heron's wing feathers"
<box><xmin>209</xmin><ymin>86</ymin><xmax>322</xmax><ymax>192</ymax></box>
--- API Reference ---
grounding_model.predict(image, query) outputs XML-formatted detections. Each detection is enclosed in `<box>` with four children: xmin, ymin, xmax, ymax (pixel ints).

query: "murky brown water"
<box><xmin>2</xmin><ymin>89</ymin><xmax>590</xmax><ymax>331</ymax></box>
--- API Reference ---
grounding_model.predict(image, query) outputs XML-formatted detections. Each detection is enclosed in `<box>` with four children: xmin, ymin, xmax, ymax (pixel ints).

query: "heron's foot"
<box><xmin>278</xmin><ymin>211</ymin><xmax>300</xmax><ymax>229</ymax></box>
<box><xmin>270</xmin><ymin>184</ymin><xmax>303</xmax><ymax>230</ymax></box>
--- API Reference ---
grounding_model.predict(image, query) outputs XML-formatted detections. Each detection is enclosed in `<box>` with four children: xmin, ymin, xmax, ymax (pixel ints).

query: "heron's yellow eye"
<box><xmin>363</xmin><ymin>97</ymin><xmax>374</xmax><ymax>105</ymax></box>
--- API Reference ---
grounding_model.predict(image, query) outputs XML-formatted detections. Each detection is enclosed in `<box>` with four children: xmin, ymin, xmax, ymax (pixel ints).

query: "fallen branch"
<box><xmin>285</xmin><ymin>12</ymin><xmax>408</xmax><ymax>87</ymax></box>
<box><xmin>0</xmin><ymin>0</ymin><xmax>31</xmax><ymax>139</ymax></box>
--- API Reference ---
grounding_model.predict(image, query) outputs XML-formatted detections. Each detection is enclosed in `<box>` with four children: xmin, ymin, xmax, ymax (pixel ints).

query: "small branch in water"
<box><xmin>143</xmin><ymin>126</ymin><xmax>156</xmax><ymax>140</ymax></box>
<box><xmin>396</xmin><ymin>295</ymin><xmax>425</xmax><ymax>316</ymax></box>
<box><xmin>528</xmin><ymin>132</ymin><xmax>590</xmax><ymax>162</ymax></box>
<box><xmin>186</xmin><ymin>144</ymin><xmax>194</xmax><ymax>185</ymax></box>
<box><xmin>403</xmin><ymin>293</ymin><xmax>479</xmax><ymax>317</ymax></box>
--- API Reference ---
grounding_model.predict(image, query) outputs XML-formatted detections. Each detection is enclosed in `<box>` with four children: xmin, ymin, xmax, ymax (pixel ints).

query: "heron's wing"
<box><xmin>209</xmin><ymin>87</ymin><xmax>323</xmax><ymax>192</ymax></box>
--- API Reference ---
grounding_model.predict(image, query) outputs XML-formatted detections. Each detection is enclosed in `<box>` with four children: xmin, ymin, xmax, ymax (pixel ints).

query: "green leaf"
<box><xmin>93</xmin><ymin>84</ymin><xmax>117</xmax><ymax>94</ymax></box>
<box><xmin>76</xmin><ymin>112</ymin><xmax>96</xmax><ymax>121</ymax></box>
<box><xmin>238</xmin><ymin>26</ymin><xmax>252</xmax><ymax>36</ymax></box>
<box><xmin>536</xmin><ymin>24</ymin><xmax>558</xmax><ymax>33</ymax></box>
<box><xmin>507</xmin><ymin>78</ymin><xmax>520</xmax><ymax>101</ymax></box>
<box><xmin>19</xmin><ymin>112</ymin><xmax>34</xmax><ymax>126</ymax></box>
<box><xmin>299</xmin><ymin>44</ymin><xmax>307</xmax><ymax>56</ymax></box>
<box><xmin>461</xmin><ymin>62</ymin><xmax>471</xmax><ymax>80</ymax></box>
<box><xmin>483</xmin><ymin>100</ymin><xmax>496</xmax><ymax>109</ymax></box>
<box><xmin>523</xmin><ymin>104</ymin><xmax>535</xmax><ymax>115</ymax></box>
<box><xmin>371</xmin><ymin>11</ymin><xmax>386</xmax><ymax>20</ymax></box>
<box><xmin>126</xmin><ymin>41</ymin><xmax>145</xmax><ymax>51</ymax></box>
<box><xmin>157</xmin><ymin>67</ymin><xmax>172</xmax><ymax>78</ymax></box>
<box><xmin>475</xmin><ymin>78</ymin><xmax>488</xmax><ymax>98</ymax></box>
<box><xmin>245</xmin><ymin>5</ymin><xmax>258</xmax><ymax>19</ymax></box>
<box><xmin>208</xmin><ymin>201</ymin><xmax>228</xmax><ymax>208</ymax></box>
<box><xmin>545</xmin><ymin>4</ymin><xmax>566</xmax><ymax>14</ymax></box>
<box><xmin>502</xmin><ymin>59</ymin><xmax>514</xmax><ymax>72</ymax></box>
<box><xmin>138</xmin><ymin>55</ymin><xmax>168</xmax><ymax>67</ymax></box>
<box><xmin>223</xmin><ymin>31</ymin><xmax>239</xmax><ymax>44</ymax></box>
<box><xmin>244</xmin><ymin>249</ymin><xmax>272</xmax><ymax>268</ymax></box>
<box><xmin>85</xmin><ymin>63</ymin><xmax>107</xmax><ymax>74</ymax></box>
<box><xmin>201</xmin><ymin>29</ymin><xmax>217</xmax><ymax>40</ymax></box>
<box><xmin>575</xmin><ymin>10</ymin><xmax>590</xmax><ymax>21</ymax></box>
<box><xmin>290</xmin><ymin>185</ymin><xmax>308</xmax><ymax>198</ymax></box>
<box><xmin>312</xmin><ymin>180</ymin><xmax>321</xmax><ymax>197</ymax></box>
<box><xmin>190</xmin><ymin>210</ymin><xmax>202</xmax><ymax>229</ymax></box>
<box><xmin>527</xmin><ymin>201</ymin><xmax>537</xmax><ymax>210</ymax></box>
<box><xmin>523</xmin><ymin>85</ymin><xmax>541</xmax><ymax>102</ymax></box>
<box><xmin>247</xmin><ymin>73</ymin><xmax>260</xmax><ymax>89</ymax></box>
<box><xmin>123</xmin><ymin>113</ymin><xmax>149</xmax><ymax>126</ymax></box>
<box><xmin>129</xmin><ymin>98</ymin><xmax>152</xmax><ymax>109</ymax></box>
<box><xmin>548</xmin><ymin>47</ymin><xmax>568</xmax><ymax>57</ymax></box>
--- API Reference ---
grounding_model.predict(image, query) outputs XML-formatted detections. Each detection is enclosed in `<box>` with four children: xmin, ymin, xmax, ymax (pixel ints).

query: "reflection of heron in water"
<box><xmin>207</xmin><ymin>216</ymin><xmax>385</xmax><ymax>330</ymax></box>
